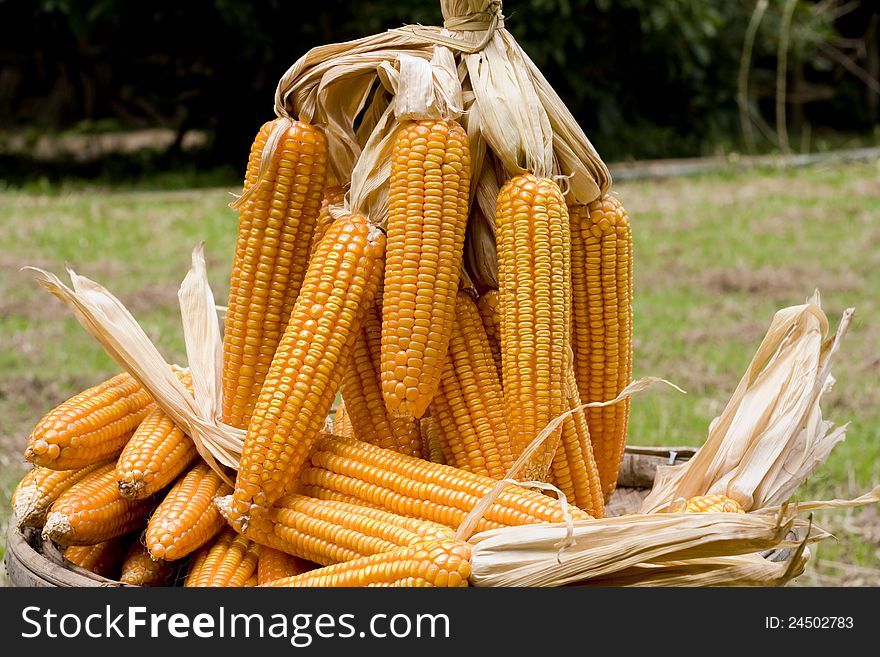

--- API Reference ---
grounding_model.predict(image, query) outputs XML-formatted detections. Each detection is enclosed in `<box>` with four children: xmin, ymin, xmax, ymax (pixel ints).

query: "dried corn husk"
<box><xmin>640</xmin><ymin>291</ymin><xmax>853</xmax><ymax>513</ymax></box>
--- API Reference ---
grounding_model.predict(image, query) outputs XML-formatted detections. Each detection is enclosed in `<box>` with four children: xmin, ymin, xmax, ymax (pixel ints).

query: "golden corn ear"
<box><xmin>419</xmin><ymin>415</ymin><xmax>446</xmax><ymax>465</ymax></box>
<box><xmin>476</xmin><ymin>289</ymin><xmax>502</xmax><ymax>375</ymax></box>
<box><xmin>548</xmin><ymin>370</ymin><xmax>605</xmax><ymax>517</ymax></box>
<box><xmin>263</xmin><ymin>538</ymin><xmax>472</xmax><ymax>587</ymax></box>
<box><xmin>684</xmin><ymin>494</ymin><xmax>745</xmax><ymax>514</ymax></box>
<box><xmin>12</xmin><ymin>463</ymin><xmax>105</xmax><ymax>529</ymax></box>
<box><xmin>309</xmin><ymin>185</ymin><xmax>347</xmax><ymax>256</ymax></box>
<box><xmin>430</xmin><ymin>291</ymin><xmax>512</xmax><ymax>479</ymax></box>
<box><xmin>257</xmin><ymin>547</ymin><xmax>312</xmax><ymax>586</ymax></box>
<box><xmin>333</xmin><ymin>401</ymin><xmax>354</xmax><ymax>439</ymax></box>
<box><xmin>42</xmin><ymin>461</ymin><xmax>155</xmax><ymax>546</ymax></box>
<box><xmin>184</xmin><ymin>527</ymin><xmax>261</xmax><ymax>587</ymax></box>
<box><xmin>229</xmin><ymin>213</ymin><xmax>385</xmax><ymax>526</ymax></box>
<box><xmin>497</xmin><ymin>174</ymin><xmax>571</xmax><ymax>480</ymax></box>
<box><xmin>116</xmin><ymin>376</ymin><xmax>198</xmax><ymax>499</ymax></box>
<box><xmin>300</xmin><ymin>434</ymin><xmax>592</xmax><ymax>534</ymax></box>
<box><xmin>120</xmin><ymin>538</ymin><xmax>177</xmax><ymax>587</ymax></box>
<box><xmin>63</xmin><ymin>537</ymin><xmax>129</xmax><ymax>579</ymax></box>
<box><xmin>145</xmin><ymin>461</ymin><xmax>231</xmax><ymax>561</ymax></box>
<box><xmin>381</xmin><ymin>119</ymin><xmax>471</xmax><ymax>419</ymax></box>
<box><xmin>216</xmin><ymin>493</ymin><xmax>455</xmax><ymax>567</ymax></box>
<box><xmin>222</xmin><ymin>118</ymin><xmax>328</xmax><ymax>430</ymax></box>
<box><xmin>342</xmin><ymin>302</ymin><xmax>422</xmax><ymax>456</ymax></box>
<box><xmin>569</xmin><ymin>196</ymin><xmax>634</xmax><ymax>499</ymax></box>
<box><xmin>25</xmin><ymin>372</ymin><xmax>153</xmax><ymax>470</ymax></box>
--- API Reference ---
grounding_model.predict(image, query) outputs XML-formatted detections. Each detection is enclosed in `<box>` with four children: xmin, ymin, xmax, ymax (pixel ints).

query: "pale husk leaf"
<box><xmin>640</xmin><ymin>292</ymin><xmax>854</xmax><ymax>513</ymax></box>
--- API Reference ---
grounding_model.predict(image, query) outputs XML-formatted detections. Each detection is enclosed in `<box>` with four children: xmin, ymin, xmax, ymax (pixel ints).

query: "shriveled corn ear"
<box><xmin>216</xmin><ymin>492</ymin><xmax>455</xmax><ymax>566</ymax></box>
<box><xmin>430</xmin><ymin>290</ymin><xmax>512</xmax><ymax>479</ymax></box>
<box><xmin>497</xmin><ymin>174</ymin><xmax>571</xmax><ymax>480</ymax></box>
<box><xmin>300</xmin><ymin>434</ymin><xmax>592</xmax><ymax>534</ymax></box>
<box><xmin>263</xmin><ymin>538</ymin><xmax>472</xmax><ymax>588</ymax></box>
<box><xmin>309</xmin><ymin>185</ymin><xmax>347</xmax><ymax>256</ymax></box>
<box><xmin>25</xmin><ymin>372</ymin><xmax>153</xmax><ymax>470</ymax></box>
<box><xmin>222</xmin><ymin>118</ymin><xmax>329</xmax><ymax>430</ymax></box>
<box><xmin>684</xmin><ymin>495</ymin><xmax>746</xmax><ymax>514</ymax></box>
<box><xmin>547</xmin><ymin>370</ymin><xmax>605</xmax><ymax>517</ymax></box>
<box><xmin>12</xmin><ymin>462</ymin><xmax>105</xmax><ymax>529</ymax></box>
<box><xmin>476</xmin><ymin>289</ymin><xmax>502</xmax><ymax>375</ymax></box>
<box><xmin>184</xmin><ymin>527</ymin><xmax>261</xmax><ymax>587</ymax></box>
<box><xmin>341</xmin><ymin>300</ymin><xmax>422</xmax><ymax>456</ymax></box>
<box><xmin>62</xmin><ymin>537</ymin><xmax>129</xmax><ymax>579</ymax></box>
<box><xmin>332</xmin><ymin>401</ymin><xmax>354</xmax><ymax>439</ymax></box>
<box><xmin>257</xmin><ymin>547</ymin><xmax>312</xmax><ymax>586</ymax></box>
<box><xmin>145</xmin><ymin>461</ymin><xmax>231</xmax><ymax>561</ymax></box>
<box><xmin>419</xmin><ymin>414</ymin><xmax>446</xmax><ymax>465</ymax></box>
<box><xmin>120</xmin><ymin>538</ymin><xmax>177</xmax><ymax>587</ymax></box>
<box><xmin>381</xmin><ymin>118</ymin><xmax>471</xmax><ymax>419</ymax></box>
<box><xmin>116</xmin><ymin>374</ymin><xmax>198</xmax><ymax>499</ymax></box>
<box><xmin>229</xmin><ymin>213</ymin><xmax>385</xmax><ymax>526</ymax></box>
<box><xmin>569</xmin><ymin>195</ymin><xmax>634</xmax><ymax>499</ymax></box>
<box><xmin>42</xmin><ymin>461</ymin><xmax>155</xmax><ymax>546</ymax></box>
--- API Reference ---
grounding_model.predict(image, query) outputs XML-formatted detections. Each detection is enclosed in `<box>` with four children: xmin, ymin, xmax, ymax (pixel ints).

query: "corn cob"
<box><xmin>25</xmin><ymin>372</ymin><xmax>153</xmax><ymax>470</ymax></box>
<box><xmin>476</xmin><ymin>289</ymin><xmax>502</xmax><ymax>375</ymax></box>
<box><xmin>116</xmin><ymin>373</ymin><xmax>197</xmax><ymax>499</ymax></box>
<box><xmin>119</xmin><ymin>539</ymin><xmax>177</xmax><ymax>587</ymax></box>
<box><xmin>548</xmin><ymin>370</ymin><xmax>605</xmax><ymax>517</ymax></box>
<box><xmin>222</xmin><ymin>118</ymin><xmax>329</xmax><ymax>430</ymax></box>
<box><xmin>217</xmin><ymin>492</ymin><xmax>455</xmax><ymax>566</ymax></box>
<box><xmin>300</xmin><ymin>434</ymin><xmax>592</xmax><ymax>534</ymax></box>
<box><xmin>497</xmin><ymin>174</ymin><xmax>571</xmax><ymax>481</ymax></box>
<box><xmin>430</xmin><ymin>290</ymin><xmax>512</xmax><ymax>479</ymax></box>
<box><xmin>184</xmin><ymin>527</ymin><xmax>261</xmax><ymax>587</ymax></box>
<box><xmin>342</xmin><ymin>300</ymin><xmax>422</xmax><ymax>456</ymax></box>
<box><xmin>419</xmin><ymin>415</ymin><xmax>446</xmax><ymax>465</ymax></box>
<box><xmin>12</xmin><ymin>463</ymin><xmax>105</xmax><ymax>529</ymax></box>
<box><xmin>569</xmin><ymin>195</ymin><xmax>634</xmax><ymax>499</ymax></box>
<box><xmin>62</xmin><ymin>537</ymin><xmax>129</xmax><ymax>579</ymax></box>
<box><xmin>684</xmin><ymin>494</ymin><xmax>745</xmax><ymax>514</ymax></box>
<box><xmin>257</xmin><ymin>547</ymin><xmax>312</xmax><ymax>586</ymax></box>
<box><xmin>332</xmin><ymin>401</ymin><xmax>354</xmax><ymax>439</ymax></box>
<box><xmin>381</xmin><ymin>118</ymin><xmax>471</xmax><ymax>419</ymax></box>
<box><xmin>229</xmin><ymin>213</ymin><xmax>385</xmax><ymax>526</ymax></box>
<box><xmin>309</xmin><ymin>185</ymin><xmax>347</xmax><ymax>256</ymax></box>
<box><xmin>145</xmin><ymin>461</ymin><xmax>231</xmax><ymax>561</ymax></box>
<box><xmin>42</xmin><ymin>461</ymin><xmax>155</xmax><ymax>546</ymax></box>
<box><xmin>264</xmin><ymin>538</ymin><xmax>472</xmax><ymax>587</ymax></box>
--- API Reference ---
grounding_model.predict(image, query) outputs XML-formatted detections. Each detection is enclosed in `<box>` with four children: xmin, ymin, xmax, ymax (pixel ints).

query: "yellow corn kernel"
<box><xmin>223</xmin><ymin>118</ymin><xmax>329</xmax><ymax>430</ymax></box>
<box><xmin>42</xmin><ymin>461</ymin><xmax>155</xmax><ymax>546</ymax></box>
<box><xmin>263</xmin><ymin>538</ymin><xmax>472</xmax><ymax>587</ymax></box>
<box><xmin>381</xmin><ymin>119</ymin><xmax>471</xmax><ymax>419</ymax></box>
<box><xmin>145</xmin><ymin>461</ymin><xmax>231</xmax><ymax>561</ymax></box>
<box><xmin>228</xmin><ymin>213</ymin><xmax>385</xmax><ymax>526</ymax></box>
<box><xmin>430</xmin><ymin>291</ymin><xmax>512</xmax><ymax>479</ymax></box>
<box><xmin>25</xmin><ymin>372</ymin><xmax>153</xmax><ymax>470</ymax></box>
<box><xmin>13</xmin><ymin>463</ymin><xmax>106</xmax><ymax>529</ymax></box>
<box><xmin>300</xmin><ymin>434</ymin><xmax>592</xmax><ymax>534</ymax></box>
<box><xmin>497</xmin><ymin>174</ymin><xmax>571</xmax><ymax>481</ymax></box>
<box><xmin>569</xmin><ymin>196</ymin><xmax>634</xmax><ymax>500</ymax></box>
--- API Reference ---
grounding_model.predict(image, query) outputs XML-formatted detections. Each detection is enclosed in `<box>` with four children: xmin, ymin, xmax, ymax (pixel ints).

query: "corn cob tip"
<box><xmin>12</xmin><ymin>485</ymin><xmax>40</xmax><ymax>529</ymax></box>
<box><xmin>116</xmin><ymin>478</ymin><xmax>145</xmax><ymax>499</ymax></box>
<box><xmin>42</xmin><ymin>512</ymin><xmax>73</xmax><ymax>545</ymax></box>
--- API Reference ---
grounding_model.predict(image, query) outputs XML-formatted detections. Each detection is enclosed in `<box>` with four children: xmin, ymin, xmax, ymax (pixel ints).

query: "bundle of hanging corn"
<box><xmin>12</xmin><ymin>0</ymin><xmax>879</xmax><ymax>586</ymax></box>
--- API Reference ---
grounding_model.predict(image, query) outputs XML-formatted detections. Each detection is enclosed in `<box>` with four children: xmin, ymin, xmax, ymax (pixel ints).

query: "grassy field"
<box><xmin>1</xmin><ymin>161</ymin><xmax>878</xmax><ymax>585</ymax></box>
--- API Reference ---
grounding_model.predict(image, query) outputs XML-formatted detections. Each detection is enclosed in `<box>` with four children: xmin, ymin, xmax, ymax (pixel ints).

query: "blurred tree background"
<box><xmin>0</xmin><ymin>0</ymin><xmax>877</xmax><ymax>184</ymax></box>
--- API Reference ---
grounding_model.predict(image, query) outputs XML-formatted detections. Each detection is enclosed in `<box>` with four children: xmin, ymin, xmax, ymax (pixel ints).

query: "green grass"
<box><xmin>1</xmin><ymin>162</ymin><xmax>878</xmax><ymax>585</ymax></box>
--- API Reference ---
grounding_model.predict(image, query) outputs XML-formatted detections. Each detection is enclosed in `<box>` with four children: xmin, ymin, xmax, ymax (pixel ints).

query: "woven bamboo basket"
<box><xmin>4</xmin><ymin>446</ymin><xmax>694</xmax><ymax>587</ymax></box>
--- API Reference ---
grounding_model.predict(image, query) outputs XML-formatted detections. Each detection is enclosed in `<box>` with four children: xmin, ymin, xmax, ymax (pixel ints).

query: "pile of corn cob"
<box><xmin>11</xmin><ymin>0</ymin><xmax>753</xmax><ymax>587</ymax></box>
